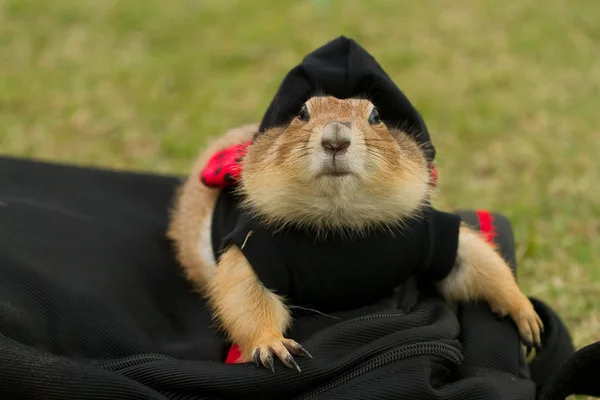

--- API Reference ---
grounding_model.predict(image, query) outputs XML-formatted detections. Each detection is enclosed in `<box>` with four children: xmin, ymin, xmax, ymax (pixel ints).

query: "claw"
<box><xmin>284</xmin><ymin>355</ymin><xmax>302</xmax><ymax>373</ymax></box>
<box><xmin>298</xmin><ymin>345</ymin><xmax>313</xmax><ymax>360</ymax></box>
<box><xmin>283</xmin><ymin>341</ymin><xmax>313</xmax><ymax>360</ymax></box>
<box><xmin>253</xmin><ymin>349</ymin><xmax>261</xmax><ymax>366</ymax></box>
<box><xmin>264</xmin><ymin>354</ymin><xmax>275</xmax><ymax>374</ymax></box>
<box><xmin>250</xmin><ymin>338</ymin><xmax>311</xmax><ymax>372</ymax></box>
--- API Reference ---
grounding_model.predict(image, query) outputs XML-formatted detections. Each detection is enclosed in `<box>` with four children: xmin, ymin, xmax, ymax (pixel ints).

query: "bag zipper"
<box><xmin>296</xmin><ymin>341</ymin><xmax>462</xmax><ymax>399</ymax></box>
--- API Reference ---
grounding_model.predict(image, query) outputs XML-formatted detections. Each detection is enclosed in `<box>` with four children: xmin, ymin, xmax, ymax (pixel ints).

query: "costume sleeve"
<box><xmin>220</xmin><ymin>215</ymin><xmax>291</xmax><ymax>299</ymax></box>
<box><xmin>418</xmin><ymin>209</ymin><xmax>462</xmax><ymax>282</ymax></box>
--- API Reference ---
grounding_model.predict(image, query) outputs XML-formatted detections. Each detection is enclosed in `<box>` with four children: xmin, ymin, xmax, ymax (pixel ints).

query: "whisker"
<box><xmin>365</xmin><ymin>149</ymin><xmax>429</xmax><ymax>185</ymax></box>
<box><xmin>364</xmin><ymin>138</ymin><xmax>397</xmax><ymax>143</ymax></box>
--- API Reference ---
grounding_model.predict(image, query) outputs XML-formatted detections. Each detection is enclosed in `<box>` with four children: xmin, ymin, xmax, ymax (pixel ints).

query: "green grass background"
<box><xmin>1</xmin><ymin>0</ymin><xmax>598</xmax><ymax>391</ymax></box>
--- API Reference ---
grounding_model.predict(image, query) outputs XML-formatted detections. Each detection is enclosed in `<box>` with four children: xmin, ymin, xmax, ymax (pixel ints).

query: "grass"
<box><xmin>1</xmin><ymin>0</ymin><xmax>599</xmax><ymax>393</ymax></box>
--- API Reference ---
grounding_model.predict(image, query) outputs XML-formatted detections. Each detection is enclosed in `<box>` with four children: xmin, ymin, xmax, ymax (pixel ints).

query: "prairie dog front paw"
<box><xmin>492</xmin><ymin>294</ymin><xmax>544</xmax><ymax>354</ymax></box>
<box><xmin>246</xmin><ymin>336</ymin><xmax>312</xmax><ymax>373</ymax></box>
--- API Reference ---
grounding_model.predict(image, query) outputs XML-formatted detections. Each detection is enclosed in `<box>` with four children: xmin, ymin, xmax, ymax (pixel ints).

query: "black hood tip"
<box><xmin>258</xmin><ymin>35</ymin><xmax>435</xmax><ymax>162</ymax></box>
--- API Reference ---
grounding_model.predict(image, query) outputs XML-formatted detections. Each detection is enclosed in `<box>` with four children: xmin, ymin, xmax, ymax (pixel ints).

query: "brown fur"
<box><xmin>206</xmin><ymin>246</ymin><xmax>299</xmax><ymax>365</ymax></box>
<box><xmin>168</xmin><ymin>96</ymin><xmax>543</xmax><ymax>368</ymax></box>
<box><xmin>438</xmin><ymin>225</ymin><xmax>543</xmax><ymax>345</ymax></box>
<box><xmin>167</xmin><ymin>123</ymin><xmax>258</xmax><ymax>289</ymax></box>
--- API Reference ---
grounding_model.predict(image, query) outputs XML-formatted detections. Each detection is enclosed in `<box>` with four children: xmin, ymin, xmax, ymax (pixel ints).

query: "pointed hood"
<box><xmin>258</xmin><ymin>36</ymin><xmax>435</xmax><ymax>161</ymax></box>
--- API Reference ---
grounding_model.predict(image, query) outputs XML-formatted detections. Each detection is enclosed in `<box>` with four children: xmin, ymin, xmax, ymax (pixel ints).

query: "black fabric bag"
<box><xmin>1</xmin><ymin>155</ymin><xmax>598</xmax><ymax>400</ymax></box>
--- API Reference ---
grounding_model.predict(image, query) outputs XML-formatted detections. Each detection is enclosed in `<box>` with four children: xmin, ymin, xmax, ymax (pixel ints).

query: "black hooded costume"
<box><xmin>210</xmin><ymin>36</ymin><xmax>462</xmax><ymax>312</ymax></box>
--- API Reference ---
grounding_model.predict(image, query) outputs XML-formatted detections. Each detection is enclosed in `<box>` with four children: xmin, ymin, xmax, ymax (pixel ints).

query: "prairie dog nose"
<box><xmin>321</xmin><ymin>121</ymin><xmax>351</xmax><ymax>154</ymax></box>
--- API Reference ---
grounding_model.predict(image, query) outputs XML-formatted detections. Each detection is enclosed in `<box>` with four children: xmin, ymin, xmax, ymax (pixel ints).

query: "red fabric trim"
<box><xmin>225</xmin><ymin>344</ymin><xmax>242</xmax><ymax>364</ymax></box>
<box><xmin>476</xmin><ymin>210</ymin><xmax>497</xmax><ymax>246</ymax></box>
<box><xmin>200</xmin><ymin>140</ymin><xmax>251</xmax><ymax>188</ymax></box>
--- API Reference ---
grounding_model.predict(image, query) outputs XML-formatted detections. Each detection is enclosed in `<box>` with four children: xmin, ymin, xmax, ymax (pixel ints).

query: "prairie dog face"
<box><xmin>240</xmin><ymin>96</ymin><xmax>432</xmax><ymax>233</ymax></box>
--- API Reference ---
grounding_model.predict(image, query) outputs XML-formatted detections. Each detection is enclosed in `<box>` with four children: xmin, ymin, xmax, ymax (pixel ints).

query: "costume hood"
<box><xmin>258</xmin><ymin>36</ymin><xmax>435</xmax><ymax>161</ymax></box>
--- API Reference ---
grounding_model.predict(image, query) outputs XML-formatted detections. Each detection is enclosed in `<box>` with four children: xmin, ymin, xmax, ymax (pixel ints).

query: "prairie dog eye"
<box><xmin>297</xmin><ymin>104</ymin><xmax>310</xmax><ymax>122</ymax></box>
<box><xmin>368</xmin><ymin>108</ymin><xmax>381</xmax><ymax>125</ymax></box>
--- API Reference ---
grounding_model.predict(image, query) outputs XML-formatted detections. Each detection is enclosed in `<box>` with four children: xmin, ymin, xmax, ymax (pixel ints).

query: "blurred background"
<box><xmin>0</xmin><ymin>0</ymin><xmax>598</xmax><ymax>352</ymax></box>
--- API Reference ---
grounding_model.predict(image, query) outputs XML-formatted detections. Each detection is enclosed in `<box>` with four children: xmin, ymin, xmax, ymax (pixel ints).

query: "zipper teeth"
<box><xmin>95</xmin><ymin>353</ymin><xmax>175</xmax><ymax>370</ymax></box>
<box><xmin>298</xmin><ymin>341</ymin><xmax>462</xmax><ymax>399</ymax></box>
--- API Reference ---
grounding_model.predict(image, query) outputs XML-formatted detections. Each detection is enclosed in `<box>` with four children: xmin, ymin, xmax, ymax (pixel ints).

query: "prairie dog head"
<box><xmin>239</xmin><ymin>96</ymin><xmax>432</xmax><ymax>233</ymax></box>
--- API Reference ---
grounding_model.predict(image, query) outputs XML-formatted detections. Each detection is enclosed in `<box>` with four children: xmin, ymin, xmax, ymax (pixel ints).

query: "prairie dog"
<box><xmin>168</xmin><ymin>96</ymin><xmax>543</xmax><ymax>372</ymax></box>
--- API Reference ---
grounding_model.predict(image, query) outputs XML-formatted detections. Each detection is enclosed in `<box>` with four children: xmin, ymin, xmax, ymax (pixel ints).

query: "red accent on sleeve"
<box><xmin>476</xmin><ymin>210</ymin><xmax>498</xmax><ymax>246</ymax></box>
<box><xmin>200</xmin><ymin>140</ymin><xmax>252</xmax><ymax>188</ymax></box>
<box><xmin>225</xmin><ymin>344</ymin><xmax>243</xmax><ymax>364</ymax></box>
